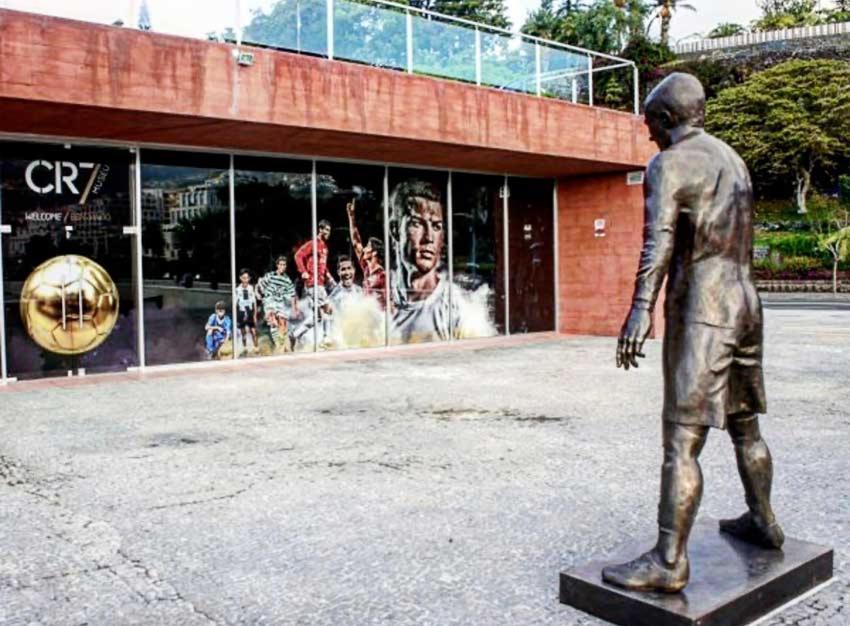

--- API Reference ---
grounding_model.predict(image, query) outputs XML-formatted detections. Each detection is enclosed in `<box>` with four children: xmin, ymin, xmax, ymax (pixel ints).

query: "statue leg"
<box><xmin>719</xmin><ymin>413</ymin><xmax>784</xmax><ymax>548</ymax></box>
<box><xmin>602</xmin><ymin>421</ymin><xmax>708</xmax><ymax>593</ymax></box>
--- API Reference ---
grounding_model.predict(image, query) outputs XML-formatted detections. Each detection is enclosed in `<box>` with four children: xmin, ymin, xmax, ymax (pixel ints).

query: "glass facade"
<box><xmin>451</xmin><ymin>173</ymin><xmax>505</xmax><ymax>337</ymax></box>
<box><xmin>0</xmin><ymin>142</ymin><xmax>139</xmax><ymax>380</ymax></box>
<box><xmin>0</xmin><ymin>141</ymin><xmax>556</xmax><ymax>381</ymax></box>
<box><xmin>316</xmin><ymin>161</ymin><xmax>387</xmax><ymax>350</ymax></box>
<box><xmin>234</xmin><ymin>156</ymin><xmax>314</xmax><ymax>356</ymax></box>
<box><xmin>140</xmin><ymin>151</ymin><xmax>231</xmax><ymax>366</ymax></box>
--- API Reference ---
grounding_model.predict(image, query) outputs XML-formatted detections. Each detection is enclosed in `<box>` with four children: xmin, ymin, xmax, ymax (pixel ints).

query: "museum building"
<box><xmin>0</xmin><ymin>4</ymin><xmax>656</xmax><ymax>382</ymax></box>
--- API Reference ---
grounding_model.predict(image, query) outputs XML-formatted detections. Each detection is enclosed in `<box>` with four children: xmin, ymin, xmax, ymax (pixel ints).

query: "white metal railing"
<box><xmin>0</xmin><ymin>0</ymin><xmax>639</xmax><ymax>114</ymax></box>
<box><xmin>675</xmin><ymin>20</ymin><xmax>850</xmax><ymax>54</ymax></box>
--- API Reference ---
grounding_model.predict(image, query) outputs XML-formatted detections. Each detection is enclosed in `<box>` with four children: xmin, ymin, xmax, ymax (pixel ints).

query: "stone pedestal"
<box><xmin>559</xmin><ymin>519</ymin><xmax>833</xmax><ymax>626</ymax></box>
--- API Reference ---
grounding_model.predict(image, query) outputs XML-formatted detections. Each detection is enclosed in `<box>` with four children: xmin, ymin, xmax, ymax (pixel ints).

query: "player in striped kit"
<box><xmin>257</xmin><ymin>256</ymin><xmax>299</xmax><ymax>351</ymax></box>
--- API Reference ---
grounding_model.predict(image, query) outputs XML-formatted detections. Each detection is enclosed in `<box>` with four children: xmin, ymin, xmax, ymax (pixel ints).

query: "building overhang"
<box><xmin>0</xmin><ymin>9</ymin><xmax>655</xmax><ymax>177</ymax></box>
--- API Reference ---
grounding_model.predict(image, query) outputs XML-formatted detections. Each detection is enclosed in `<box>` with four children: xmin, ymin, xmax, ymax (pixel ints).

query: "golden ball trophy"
<box><xmin>19</xmin><ymin>254</ymin><xmax>120</xmax><ymax>356</ymax></box>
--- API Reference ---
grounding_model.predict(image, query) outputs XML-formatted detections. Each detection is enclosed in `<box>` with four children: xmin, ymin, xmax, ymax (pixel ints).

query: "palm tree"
<box><xmin>646</xmin><ymin>1</ymin><xmax>696</xmax><ymax>46</ymax></box>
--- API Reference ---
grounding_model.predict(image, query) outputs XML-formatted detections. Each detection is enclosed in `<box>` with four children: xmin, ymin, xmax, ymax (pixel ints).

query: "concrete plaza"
<box><xmin>0</xmin><ymin>299</ymin><xmax>847</xmax><ymax>625</ymax></box>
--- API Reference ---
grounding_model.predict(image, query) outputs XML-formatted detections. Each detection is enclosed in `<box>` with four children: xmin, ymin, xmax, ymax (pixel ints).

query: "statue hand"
<box><xmin>616</xmin><ymin>306</ymin><xmax>652</xmax><ymax>370</ymax></box>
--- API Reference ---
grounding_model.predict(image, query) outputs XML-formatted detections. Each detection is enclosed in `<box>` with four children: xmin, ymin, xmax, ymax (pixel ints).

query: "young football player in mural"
<box><xmin>234</xmin><ymin>268</ymin><xmax>258</xmax><ymax>355</ymax></box>
<box><xmin>257</xmin><ymin>256</ymin><xmax>299</xmax><ymax>352</ymax></box>
<box><xmin>293</xmin><ymin>219</ymin><xmax>334</xmax><ymax>348</ymax></box>
<box><xmin>389</xmin><ymin>179</ymin><xmax>496</xmax><ymax>343</ymax></box>
<box><xmin>204</xmin><ymin>301</ymin><xmax>232</xmax><ymax>359</ymax></box>
<box><xmin>347</xmin><ymin>199</ymin><xmax>387</xmax><ymax>310</ymax></box>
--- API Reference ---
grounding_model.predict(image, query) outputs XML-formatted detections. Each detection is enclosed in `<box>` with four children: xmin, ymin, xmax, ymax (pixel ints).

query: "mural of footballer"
<box><xmin>388</xmin><ymin>179</ymin><xmax>496</xmax><ymax>343</ymax></box>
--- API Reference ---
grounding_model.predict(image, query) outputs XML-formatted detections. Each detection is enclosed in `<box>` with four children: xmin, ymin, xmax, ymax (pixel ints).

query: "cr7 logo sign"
<box><xmin>25</xmin><ymin>160</ymin><xmax>109</xmax><ymax>202</ymax></box>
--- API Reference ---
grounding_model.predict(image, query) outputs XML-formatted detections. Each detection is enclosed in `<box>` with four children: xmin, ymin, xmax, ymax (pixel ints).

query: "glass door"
<box><xmin>0</xmin><ymin>142</ymin><xmax>139</xmax><ymax>380</ymax></box>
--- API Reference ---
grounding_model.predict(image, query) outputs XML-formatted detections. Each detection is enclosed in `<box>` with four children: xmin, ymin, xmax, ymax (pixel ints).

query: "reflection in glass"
<box><xmin>334</xmin><ymin>0</ymin><xmax>407</xmax><ymax>71</ymax></box>
<box><xmin>451</xmin><ymin>173</ymin><xmax>504</xmax><ymax>337</ymax></box>
<box><xmin>141</xmin><ymin>151</ymin><xmax>231</xmax><ymax>365</ymax></box>
<box><xmin>540</xmin><ymin>47</ymin><xmax>589</xmax><ymax>103</ymax></box>
<box><xmin>241</xmin><ymin>0</ymin><xmax>328</xmax><ymax>56</ymax></box>
<box><xmin>1</xmin><ymin>142</ymin><xmax>138</xmax><ymax>380</ymax></box>
<box><xmin>233</xmin><ymin>156</ymin><xmax>315</xmax><ymax>356</ymax></box>
<box><xmin>480</xmin><ymin>32</ymin><xmax>537</xmax><ymax>94</ymax></box>
<box><xmin>508</xmin><ymin>177</ymin><xmax>555</xmax><ymax>333</ymax></box>
<box><xmin>316</xmin><ymin>162</ymin><xmax>386</xmax><ymax>350</ymax></box>
<box><xmin>412</xmin><ymin>14</ymin><xmax>476</xmax><ymax>83</ymax></box>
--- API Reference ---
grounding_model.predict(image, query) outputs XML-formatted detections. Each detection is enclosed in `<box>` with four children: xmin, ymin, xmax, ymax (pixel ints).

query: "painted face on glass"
<box><xmin>338</xmin><ymin>260</ymin><xmax>355</xmax><ymax>287</ymax></box>
<box><xmin>318</xmin><ymin>224</ymin><xmax>331</xmax><ymax>241</ymax></box>
<box><xmin>402</xmin><ymin>197</ymin><xmax>444</xmax><ymax>275</ymax></box>
<box><xmin>240</xmin><ymin>272</ymin><xmax>250</xmax><ymax>285</ymax></box>
<box><xmin>276</xmin><ymin>259</ymin><xmax>287</xmax><ymax>274</ymax></box>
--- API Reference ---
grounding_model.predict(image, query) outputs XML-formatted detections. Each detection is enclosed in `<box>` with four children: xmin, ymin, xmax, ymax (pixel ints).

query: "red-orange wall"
<box><xmin>557</xmin><ymin>172</ymin><xmax>662</xmax><ymax>337</ymax></box>
<box><xmin>0</xmin><ymin>9</ymin><xmax>655</xmax><ymax>177</ymax></box>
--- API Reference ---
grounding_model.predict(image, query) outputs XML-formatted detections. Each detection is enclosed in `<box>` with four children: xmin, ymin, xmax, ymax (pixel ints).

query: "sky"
<box><xmin>0</xmin><ymin>1</ymin><xmax>834</xmax><ymax>44</ymax></box>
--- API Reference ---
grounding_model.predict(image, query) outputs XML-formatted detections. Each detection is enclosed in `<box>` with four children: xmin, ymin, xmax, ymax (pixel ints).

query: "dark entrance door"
<box><xmin>507</xmin><ymin>177</ymin><xmax>555</xmax><ymax>334</ymax></box>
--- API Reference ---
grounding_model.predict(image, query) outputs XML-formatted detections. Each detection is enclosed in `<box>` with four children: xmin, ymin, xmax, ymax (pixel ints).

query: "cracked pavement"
<box><xmin>0</xmin><ymin>302</ymin><xmax>847</xmax><ymax>625</ymax></box>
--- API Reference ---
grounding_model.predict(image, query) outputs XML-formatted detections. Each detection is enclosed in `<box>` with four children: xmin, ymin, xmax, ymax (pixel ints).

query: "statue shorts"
<box><xmin>662</xmin><ymin>314</ymin><xmax>767</xmax><ymax>430</ymax></box>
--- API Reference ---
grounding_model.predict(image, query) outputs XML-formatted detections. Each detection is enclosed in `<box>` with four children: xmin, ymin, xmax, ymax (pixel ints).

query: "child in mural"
<box><xmin>234</xmin><ymin>268</ymin><xmax>258</xmax><ymax>355</ymax></box>
<box><xmin>257</xmin><ymin>256</ymin><xmax>299</xmax><ymax>352</ymax></box>
<box><xmin>204</xmin><ymin>301</ymin><xmax>232</xmax><ymax>360</ymax></box>
<box><xmin>293</xmin><ymin>219</ymin><xmax>334</xmax><ymax>349</ymax></box>
<box><xmin>347</xmin><ymin>199</ymin><xmax>387</xmax><ymax>310</ymax></box>
<box><xmin>388</xmin><ymin>179</ymin><xmax>497</xmax><ymax>343</ymax></box>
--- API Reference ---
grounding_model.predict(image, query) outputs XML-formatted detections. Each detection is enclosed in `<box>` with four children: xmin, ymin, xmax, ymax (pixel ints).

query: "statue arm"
<box><xmin>631</xmin><ymin>154</ymin><xmax>682</xmax><ymax>311</ymax></box>
<box><xmin>616</xmin><ymin>153</ymin><xmax>683</xmax><ymax>370</ymax></box>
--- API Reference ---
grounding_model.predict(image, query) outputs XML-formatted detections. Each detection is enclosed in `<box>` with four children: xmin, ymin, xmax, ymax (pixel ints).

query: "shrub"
<box><xmin>754</xmin><ymin>232</ymin><xmax>824</xmax><ymax>259</ymax></box>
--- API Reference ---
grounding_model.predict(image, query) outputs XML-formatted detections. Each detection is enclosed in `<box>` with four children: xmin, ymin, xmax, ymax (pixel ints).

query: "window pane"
<box><xmin>411</xmin><ymin>14</ymin><xmax>476</xmax><ymax>83</ymax></box>
<box><xmin>141</xmin><ymin>151</ymin><xmax>231</xmax><ymax>365</ymax></box>
<box><xmin>233</xmin><ymin>156</ymin><xmax>315</xmax><ymax>356</ymax></box>
<box><xmin>1</xmin><ymin>142</ymin><xmax>138</xmax><ymax>380</ymax></box>
<box><xmin>451</xmin><ymin>173</ymin><xmax>504</xmax><ymax>337</ymax></box>
<box><xmin>241</xmin><ymin>0</ymin><xmax>328</xmax><ymax>56</ymax></box>
<box><xmin>334</xmin><ymin>0</ymin><xmax>407</xmax><ymax>71</ymax></box>
<box><xmin>388</xmin><ymin>168</ymin><xmax>450</xmax><ymax>344</ymax></box>
<box><xmin>316</xmin><ymin>162</ymin><xmax>387</xmax><ymax>350</ymax></box>
<box><xmin>480</xmin><ymin>32</ymin><xmax>537</xmax><ymax>94</ymax></box>
<box><xmin>508</xmin><ymin>177</ymin><xmax>555</xmax><ymax>333</ymax></box>
<box><xmin>540</xmin><ymin>47</ymin><xmax>590</xmax><ymax>104</ymax></box>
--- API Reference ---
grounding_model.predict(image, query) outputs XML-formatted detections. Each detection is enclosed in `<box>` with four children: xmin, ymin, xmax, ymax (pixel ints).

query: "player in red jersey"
<box><xmin>347</xmin><ymin>199</ymin><xmax>387</xmax><ymax>310</ymax></box>
<box><xmin>294</xmin><ymin>220</ymin><xmax>334</xmax><ymax>347</ymax></box>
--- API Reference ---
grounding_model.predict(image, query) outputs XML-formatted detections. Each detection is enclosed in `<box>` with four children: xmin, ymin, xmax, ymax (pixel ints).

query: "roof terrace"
<box><xmin>1</xmin><ymin>0</ymin><xmax>639</xmax><ymax>113</ymax></box>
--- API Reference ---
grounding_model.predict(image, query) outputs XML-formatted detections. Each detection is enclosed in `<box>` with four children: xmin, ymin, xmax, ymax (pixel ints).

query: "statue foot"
<box><xmin>719</xmin><ymin>512</ymin><xmax>785</xmax><ymax>549</ymax></box>
<box><xmin>601</xmin><ymin>549</ymin><xmax>689</xmax><ymax>593</ymax></box>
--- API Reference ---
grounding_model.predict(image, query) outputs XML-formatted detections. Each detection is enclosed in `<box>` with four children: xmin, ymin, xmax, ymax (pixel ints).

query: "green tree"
<box><xmin>706</xmin><ymin>22</ymin><xmax>747</xmax><ymax>38</ymax></box>
<box><xmin>620</xmin><ymin>34</ymin><xmax>674</xmax><ymax>100</ymax></box>
<box><xmin>706</xmin><ymin>60</ymin><xmax>850</xmax><ymax>214</ymax></box>
<box><xmin>812</xmin><ymin>208</ymin><xmax>850</xmax><ymax>293</ymax></box>
<box><xmin>521</xmin><ymin>0</ymin><xmax>565</xmax><ymax>41</ymax></box>
<box><xmin>752</xmin><ymin>0</ymin><xmax>822</xmax><ymax>30</ymax></box>
<box><xmin>522</xmin><ymin>0</ymin><xmax>645</xmax><ymax>54</ymax></box>
<box><xmin>644</xmin><ymin>1</ymin><xmax>695</xmax><ymax>47</ymax></box>
<box><xmin>431</xmin><ymin>0</ymin><xmax>511</xmax><ymax>29</ymax></box>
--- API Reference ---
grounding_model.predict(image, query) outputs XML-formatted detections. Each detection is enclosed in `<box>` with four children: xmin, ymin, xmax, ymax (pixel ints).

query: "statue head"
<box><xmin>644</xmin><ymin>73</ymin><xmax>705</xmax><ymax>150</ymax></box>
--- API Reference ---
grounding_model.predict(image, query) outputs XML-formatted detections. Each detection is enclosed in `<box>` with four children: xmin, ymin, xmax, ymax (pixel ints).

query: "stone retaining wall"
<box><xmin>757</xmin><ymin>280</ymin><xmax>849</xmax><ymax>293</ymax></box>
